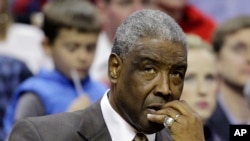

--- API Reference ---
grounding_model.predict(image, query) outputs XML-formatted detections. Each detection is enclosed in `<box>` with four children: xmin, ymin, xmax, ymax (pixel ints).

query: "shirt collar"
<box><xmin>101</xmin><ymin>90</ymin><xmax>155</xmax><ymax>141</ymax></box>
<box><xmin>218</xmin><ymin>93</ymin><xmax>238</xmax><ymax>124</ymax></box>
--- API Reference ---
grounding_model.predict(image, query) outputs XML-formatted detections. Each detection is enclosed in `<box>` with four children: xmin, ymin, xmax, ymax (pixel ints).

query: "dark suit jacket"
<box><xmin>9</xmin><ymin>101</ymin><xmax>173</xmax><ymax>141</ymax></box>
<box><xmin>207</xmin><ymin>101</ymin><xmax>230</xmax><ymax>141</ymax></box>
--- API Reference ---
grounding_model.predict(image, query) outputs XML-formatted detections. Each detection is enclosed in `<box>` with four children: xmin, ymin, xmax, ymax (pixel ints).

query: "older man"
<box><xmin>8</xmin><ymin>9</ymin><xmax>204</xmax><ymax>141</ymax></box>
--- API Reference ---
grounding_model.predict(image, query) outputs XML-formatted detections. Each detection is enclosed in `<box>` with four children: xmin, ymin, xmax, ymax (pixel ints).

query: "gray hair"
<box><xmin>112</xmin><ymin>9</ymin><xmax>187</xmax><ymax>59</ymax></box>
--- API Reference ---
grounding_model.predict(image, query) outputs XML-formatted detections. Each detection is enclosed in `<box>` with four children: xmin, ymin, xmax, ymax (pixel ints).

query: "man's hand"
<box><xmin>147</xmin><ymin>100</ymin><xmax>205</xmax><ymax>141</ymax></box>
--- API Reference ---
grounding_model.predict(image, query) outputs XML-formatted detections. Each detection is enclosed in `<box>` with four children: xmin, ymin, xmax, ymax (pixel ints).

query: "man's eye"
<box><xmin>143</xmin><ymin>67</ymin><xmax>155</xmax><ymax>74</ymax></box>
<box><xmin>171</xmin><ymin>71</ymin><xmax>184</xmax><ymax>79</ymax></box>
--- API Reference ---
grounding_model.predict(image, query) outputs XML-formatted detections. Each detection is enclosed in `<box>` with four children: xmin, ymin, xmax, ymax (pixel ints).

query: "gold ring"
<box><xmin>174</xmin><ymin>114</ymin><xmax>180</xmax><ymax>120</ymax></box>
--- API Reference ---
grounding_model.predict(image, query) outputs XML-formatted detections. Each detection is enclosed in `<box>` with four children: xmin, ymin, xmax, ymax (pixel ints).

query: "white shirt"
<box><xmin>218</xmin><ymin>93</ymin><xmax>250</xmax><ymax>124</ymax></box>
<box><xmin>0</xmin><ymin>23</ymin><xmax>53</xmax><ymax>74</ymax></box>
<box><xmin>101</xmin><ymin>90</ymin><xmax>155</xmax><ymax>141</ymax></box>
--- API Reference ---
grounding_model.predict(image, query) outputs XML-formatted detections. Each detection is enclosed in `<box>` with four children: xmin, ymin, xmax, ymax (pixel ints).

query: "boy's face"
<box><xmin>45</xmin><ymin>28</ymin><xmax>98</xmax><ymax>80</ymax></box>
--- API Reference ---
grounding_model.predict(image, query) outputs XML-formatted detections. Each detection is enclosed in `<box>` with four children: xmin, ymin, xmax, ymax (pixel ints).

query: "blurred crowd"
<box><xmin>0</xmin><ymin>0</ymin><xmax>250</xmax><ymax>141</ymax></box>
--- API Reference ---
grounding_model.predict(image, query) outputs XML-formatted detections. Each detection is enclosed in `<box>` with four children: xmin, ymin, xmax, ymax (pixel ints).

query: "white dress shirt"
<box><xmin>101</xmin><ymin>90</ymin><xmax>155</xmax><ymax>141</ymax></box>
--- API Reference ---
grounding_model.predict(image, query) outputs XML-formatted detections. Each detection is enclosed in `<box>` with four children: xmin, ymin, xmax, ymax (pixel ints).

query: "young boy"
<box><xmin>4</xmin><ymin>0</ymin><xmax>107</xmax><ymax>135</ymax></box>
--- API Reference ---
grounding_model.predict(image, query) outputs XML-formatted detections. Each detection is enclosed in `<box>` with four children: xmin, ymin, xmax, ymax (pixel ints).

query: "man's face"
<box><xmin>217</xmin><ymin>28</ymin><xmax>250</xmax><ymax>87</ymax></box>
<box><xmin>45</xmin><ymin>28</ymin><xmax>98</xmax><ymax>80</ymax></box>
<box><xmin>100</xmin><ymin>0</ymin><xmax>153</xmax><ymax>40</ymax></box>
<box><xmin>181</xmin><ymin>49</ymin><xmax>217</xmax><ymax>122</ymax></box>
<box><xmin>109</xmin><ymin>38</ymin><xmax>187</xmax><ymax>133</ymax></box>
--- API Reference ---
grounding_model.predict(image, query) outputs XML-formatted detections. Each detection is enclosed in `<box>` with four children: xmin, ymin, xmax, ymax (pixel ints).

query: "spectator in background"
<box><xmin>0</xmin><ymin>0</ymin><xmax>53</xmax><ymax>74</ymax></box>
<box><xmin>0</xmin><ymin>0</ymin><xmax>33</xmax><ymax>140</ymax></box>
<box><xmin>90</xmin><ymin>0</ymin><xmax>154</xmax><ymax>86</ymax></box>
<box><xmin>181</xmin><ymin>34</ymin><xmax>220</xmax><ymax>141</ymax></box>
<box><xmin>188</xmin><ymin>0</ymin><xmax>250</xmax><ymax>24</ymax></box>
<box><xmin>4</xmin><ymin>0</ymin><xmax>107</xmax><ymax>136</ymax></box>
<box><xmin>0</xmin><ymin>0</ymin><xmax>9</xmax><ymax>41</ymax></box>
<box><xmin>207</xmin><ymin>16</ymin><xmax>250</xmax><ymax>141</ymax></box>
<box><xmin>153</xmin><ymin>0</ymin><xmax>215</xmax><ymax>42</ymax></box>
<box><xmin>0</xmin><ymin>57</ymin><xmax>32</xmax><ymax>141</ymax></box>
<box><xmin>10</xmin><ymin>0</ymin><xmax>46</xmax><ymax>26</ymax></box>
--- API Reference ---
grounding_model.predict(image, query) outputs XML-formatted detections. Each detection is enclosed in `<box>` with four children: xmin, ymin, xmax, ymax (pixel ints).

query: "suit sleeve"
<box><xmin>8</xmin><ymin>119</ymin><xmax>42</xmax><ymax>141</ymax></box>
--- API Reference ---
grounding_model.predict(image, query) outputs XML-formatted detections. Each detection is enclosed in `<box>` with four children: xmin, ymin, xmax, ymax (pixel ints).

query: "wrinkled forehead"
<box><xmin>133</xmin><ymin>38</ymin><xmax>186</xmax><ymax>53</ymax></box>
<box><xmin>126</xmin><ymin>38</ymin><xmax>187</xmax><ymax>64</ymax></box>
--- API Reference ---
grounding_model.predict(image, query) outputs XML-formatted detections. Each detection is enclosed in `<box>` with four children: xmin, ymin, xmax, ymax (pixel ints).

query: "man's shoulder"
<box><xmin>9</xmin><ymin>102</ymin><xmax>105</xmax><ymax>141</ymax></box>
<box><xmin>9</xmin><ymin>110</ymin><xmax>85</xmax><ymax>141</ymax></box>
<box><xmin>9</xmin><ymin>107</ymin><xmax>102</xmax><ymax>141</ymax></box>
<box><xmin>29</xmin><ymin>110</ymin><xmax>84</xmax><ymax>126</ymax></box>
<box><xmin>27</xmin><ymin>101</ymin><xmax>102</xmax><ymax>127</ymax></box>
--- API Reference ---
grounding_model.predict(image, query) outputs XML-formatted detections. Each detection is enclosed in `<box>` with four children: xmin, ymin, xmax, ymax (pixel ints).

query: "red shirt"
<box><xmin>178</xmin><ymin>5</ymin><xmax>216</xmax><ymax>42</ymax></box>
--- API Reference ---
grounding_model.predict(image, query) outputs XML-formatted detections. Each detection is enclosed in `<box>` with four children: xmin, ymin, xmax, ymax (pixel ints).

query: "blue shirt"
<box><xmin>0</xmin><ymin>56</ymin><xmax>32</xmax><ymax>141</ymax></box>
<box><xmin>4</xmin><ymin>69</ymin><xmax>107</xmax><ymax>135</ymax></box>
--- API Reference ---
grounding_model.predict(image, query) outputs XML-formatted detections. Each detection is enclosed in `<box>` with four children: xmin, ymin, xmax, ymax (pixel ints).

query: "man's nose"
<box><xmin>154</xmin><ymin>74</ymin><xmax>171</xmax><ymax>96</ymax></box>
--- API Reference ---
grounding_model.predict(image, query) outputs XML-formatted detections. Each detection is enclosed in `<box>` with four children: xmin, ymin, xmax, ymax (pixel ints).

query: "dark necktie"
<box><xmin>133</xmin><ymin>133</ymin><xmax>149</xmax><ymax>141</ymax></box>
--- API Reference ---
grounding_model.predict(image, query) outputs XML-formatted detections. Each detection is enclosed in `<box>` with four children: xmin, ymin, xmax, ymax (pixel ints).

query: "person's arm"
<box><xmin>8</xmin><ymin>119</ymin><xmax>42</xmax><ymax>141</ymax></box>
<box><xmin>14</xmin><ymin>93</ymin><xmax>44</xmax><ymax>122</ymax></box>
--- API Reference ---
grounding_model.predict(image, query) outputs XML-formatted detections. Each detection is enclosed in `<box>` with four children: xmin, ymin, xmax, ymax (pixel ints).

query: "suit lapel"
<box><xmin>77</xmin><ymin>101</ymin><xmax>112</xmax><ymax>141</ymax></box>
<box><xmin>155</xmin><ymin>128</ymin><xmax>173</xmax><ymax>141</ymax></box>
<box><xmin>77</xmin><ymin>100</ymin><xmax>173</xmax><ymax>141</ymax></box>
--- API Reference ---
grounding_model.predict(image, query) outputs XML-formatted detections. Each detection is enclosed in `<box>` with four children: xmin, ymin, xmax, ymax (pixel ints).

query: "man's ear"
<box><xmin>108</xmin><ymin>53</ymin><xmax>122</xmax><ymax>84</ymax></box>
<box><xmin>42</xmin><ymin>37</ymin><xmax>52</xmax><ymax>56</ymax></box>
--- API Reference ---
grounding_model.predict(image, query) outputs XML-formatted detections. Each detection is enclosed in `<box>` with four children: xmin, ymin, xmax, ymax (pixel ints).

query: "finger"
<box><xmin>155</xmin><ymin>107</ymin><xmax>181</xmax><ymax>120</ymax></box>
<box><xmin>162</xmin><ymin>100</ymin><xmax>196</xmax><ymax>116</ymax></box>
<box><xmin>147</xmin><ymin>114</ymin><xmax>166</xmax><ymax>124</ymax></box>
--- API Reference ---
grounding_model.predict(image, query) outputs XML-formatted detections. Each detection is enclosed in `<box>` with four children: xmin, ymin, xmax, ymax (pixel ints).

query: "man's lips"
<box><xmin>147</xmin><ymin>104</ymin><xmax>164</xmax><ymax>114</ymax></box>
